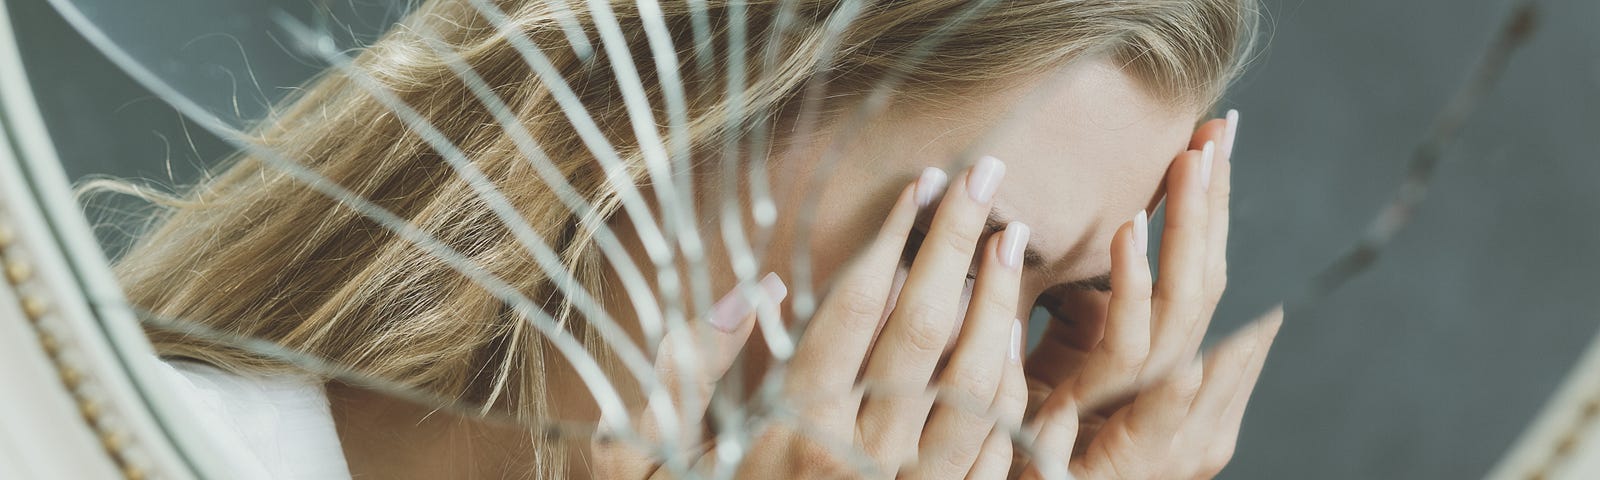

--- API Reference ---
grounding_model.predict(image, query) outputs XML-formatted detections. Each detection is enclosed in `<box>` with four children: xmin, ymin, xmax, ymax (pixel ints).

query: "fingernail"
<box><xmin>709</xmin><ymin>273</ymin><xmax>788</xmax><ymax>332</ymax></box>
<box><xmin>1000</xmin><ymin>221</ymin><xmax>1030</xmax><ymax>270</ymax></box>
<box><xmin>1222</xmin><ymin>109</ymin><xmax>1240</xmax><ymax>159</ymax></box>
<box><xmin>915</xmin><ymin>167</ymin><xmax>949</xmax><ymax>208</ymax></box>
<box><xmin>966</xmin><ymin>155</ymin><xmax>1006</xmax><ymax>202</ymax></box>
<box><xmin>1132</xmin><ymin>209</ymin><xmax>1149</xmax><ymax>255</ymax></box>
<box><xmin>760</xmin><ymin>272</ymin><xmax>790</xmax><ymax>304</ymax></box>
<box><xmin>1010</xmin><ymin>318</ymin><xmax>1023</xmax><ymax>363</ymax></box>
<box><xmin>1199</xmin><ymin>141</ymin><xmax>1216</xmax><ymax>193</ymax></box>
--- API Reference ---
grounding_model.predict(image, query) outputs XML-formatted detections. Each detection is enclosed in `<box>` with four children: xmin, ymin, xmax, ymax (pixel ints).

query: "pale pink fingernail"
<box><xmin>1132</xmin><ymin>210</ymin><xmax>1149</xmax><ymax>256</ymax></box>
<box><xmin>915</xmin><ymin>167</ymin><xmax>949</xmax><ymax>208</ymax></box>
<box><xmin>709</xmin><ymin>272</ymin><xmax>788</xmax><ymax>332</ymax></box>
<box><xmin>1010</xmin><ymin>318</ymin><xmax>1023</xmax><ymax>363</ymax></box>
<box><xmin>966</xmin><ymin>156</ymin><xmax>1006</xmax><ymax>202</ymax></box>
<box><xmin>1199</xmin><ymin>141</ymin><xmax>1216</xmax><ymax>193</ymax></box>
<box><xmin>1222</xmin><ymin>109</ymin><xmax>1240</xmax><ymax>160</ymax></box>
<box><xmin>759</xmin><ymin>272</ymin><xmax>789</xmax><ymax>304</ymax></box>
<box><xmin>1000</xmin><ymin>222</ymin><xmax>1030</xmax><ymax>270</ymax></box>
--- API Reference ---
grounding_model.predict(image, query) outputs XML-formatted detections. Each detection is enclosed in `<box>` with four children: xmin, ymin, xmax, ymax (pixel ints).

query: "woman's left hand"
<box><xmin>1018</xmin><ymin>113</ymin><xmax>1283</xmax><ymax>479</ymax></box>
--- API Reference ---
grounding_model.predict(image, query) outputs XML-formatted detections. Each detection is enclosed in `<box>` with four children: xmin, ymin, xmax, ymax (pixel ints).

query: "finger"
<box><xmin>1040</xmin><ymin>287</ymin><xmax>1112</xmax><ymax>351</ymax></box>
<box><xmin>1179</xmin><ymin>316</ymin><xmax>1270</xmax><ymax>445</ymax></box>
<box><xmin>1199</xmin><ymin>114</ymin><xmax>1235</xmax><ymax>346</ymax></box>
<box><xmin>1019</xmin><ymin>396</ymin><xmax>1078</xmax><ymax>480</ymax></box>
<box><xmin>1188</xmin><ymin>118</ymin><xmax>1228</xmax><ymax>152</ymax></box>
<box><xmin>1072</xmin><ymin>212</ymin><xmax>1154</xmax><ymax>411</ymax></box>
<box><xmin>904</xmin><ymin>223</ymin><xmax>1028</xmax><ymax>479</ymax></box>
<box><xmin>1208</xmin><ymin>113</ymin><xmax>1236</xmax><ymax>271</ymax></box>
<box><xmin>1121</xmin><ymin>356</ymin><xmax>1204</xmax><ymax>443</ymax></box>
<box><xmin>1022</xmin><ymin>317</ymin><xmax>1092</xmax><ymax>389</ymax></box>
<box><xmin>858</xmin><ymin>156</ymin><xmax>1006</xmax><ymax>468</ymax></box>
<box><xmin>786</xmin><ymin>174</ymin><xmax>927</xmax><ymax>430</ymax></box>
<box><xmin>1146</xmin><ymin>144</ymin><xmax>1214</xmax><ymax>375</ymax></box>
<box><xmin>1217</xmin><ymin>109</ymin><xmax>1241</xmax><ymax>163</ymax></box>
<box><xmin>1205</xmin><ymin>308</ymin><xmax>1283</xmax><ymax>475</ymax></box>
<box><xmin>969</xmin><ymin>325</ymin><xmax>1029</xmax><ymax>480</ymax></box>
<box><xmin>962</xmin><ymin>428</ymin><xmax>1014</xmax><ymax>480</ymax></box>
<box><xmin>595</xmin><ymin>274</ymin><xmax>784</xmax><ymax>479</ymax></box>
<box><xmin>1068</xmin><ymin>359</ymin><xmax>1203</xmax><ymax>480</ymax></box>
<box><xmin>1023</xmin><ymin>289</ymin><xmax>1108</xmax><ymax>388</ymax></box>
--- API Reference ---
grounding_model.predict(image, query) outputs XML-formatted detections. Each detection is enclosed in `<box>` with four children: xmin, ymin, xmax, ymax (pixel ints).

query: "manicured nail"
<box><xmin>760</xmin><ymin>272</ymin><xmax>790</xmax><ymax>305</ymax></box>
<box><xmin>1000</xmin><ymin>221</ymin><xmax>1030</xmax><ymax>270</ymax></box>
<box><xmin>1132</xmin><ymin>209</ymin><xmax>1149</xmax><ymax>255</ymax></box>
<box><xmin>1199</xmin><ymin>141</ymin><xmax>1216</xmax><ymax>193</ymax></box>
<box><xmin>709</xmin><ymin>272</ymin><xmax>788</xmax><ymax>332</ymax></box>
<box><xmin>1010</xmin><ymin>318</ymin><xmax>1023</xmax><ymax>363</ymax></box>
<box><xmin>966</xmin><ymin>156</ymin><xmax>1006</xmax><ymax>202</ymax></box>
<box><xmin>1222</xmin><ymin>109</ymin><xmax>1240</xmax><ymax>160</ymax></box>
<box><xmin>915</xmin><ymin>167</ymin><xmax>949</xmax><ymax>208</ymax></box>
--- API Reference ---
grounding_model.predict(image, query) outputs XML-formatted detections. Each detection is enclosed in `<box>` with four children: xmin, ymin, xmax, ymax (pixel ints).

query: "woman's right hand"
<box><xmin>592</xmin><ymin>156</ymin><xmax>1031</xmax><ymax>479</ymax></box>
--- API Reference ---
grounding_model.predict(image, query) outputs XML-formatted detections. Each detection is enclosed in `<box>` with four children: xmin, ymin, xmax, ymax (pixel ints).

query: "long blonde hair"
<box><xmin>111</xmin><ymin>0</ymin><xmax>1258</xmax><ymax>474</ymax></box>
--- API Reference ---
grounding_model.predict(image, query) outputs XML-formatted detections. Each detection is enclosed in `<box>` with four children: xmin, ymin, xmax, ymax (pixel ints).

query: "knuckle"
<box><xmin>903</xmin><ymin>322</ymin><xmax>951</xmax><ymax>356</ymax></box>
<box><xmin>935</xmin><ymin>224</ymin><xmax>983</xmax><ymax>258</ymax></box>
<box><xmin>794</xmin><ymin>441</ymin><xmax>846</xmax><ymax>473</ymax></box>
<box><xmin>832</xmin><ymin>288</ymin><xmax>887</xmax><ymax>322</ymax></box>
<box><xmin>1208</xmin><ymin>271</ymin><xmax>1229</xmax><ymax>295</ymax></box>
<box><xmin>971</xmin><ymin>437</ymin><xmax>1013</xmax><ymax>474</ymax></box>
<box><xmin>943</xmin><ymin>364</ymin><xmax>998</xmax><ymax>401</ymax></box>
<box><xmin>1205</xmin><ymin>444</ymin><xmax>1236</xmax><ymax>474</ymax></box>
<box><xmin>897</xmin><ymin>304</ymin><xmax>956</xmax><ymax>354</ymax></box>
<box><xmin>997</xmin><ymin>378</ymin><xmax>1030</xmax><ymax>414</ymax></box>
<box><xmin>1123</xmin><ymin>279</ymin><xmax>1155</xmax><ymax>301</ymax></box>
<box><xmin>936</xmin><ymin>438</ymin><xmax>984</xmax><ymax>473</ymax></box>
<box><xmin>760</xmin><ymin>427</ymin><xmax>849</xmax><ymax>476</ymax></box>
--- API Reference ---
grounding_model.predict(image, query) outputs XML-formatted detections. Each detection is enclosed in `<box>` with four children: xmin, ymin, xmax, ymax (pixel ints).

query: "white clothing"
<box><xmin>149</xmin><ymin>359</ymin><xmax>352</xmax><ymax>480</ymax></box>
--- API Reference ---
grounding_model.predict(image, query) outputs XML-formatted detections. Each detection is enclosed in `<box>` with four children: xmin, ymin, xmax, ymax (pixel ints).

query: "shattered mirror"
<box><xmin>2</xmin><ymin>0</ymin><xmax>1597</xmax><ymax>478</ymax></box>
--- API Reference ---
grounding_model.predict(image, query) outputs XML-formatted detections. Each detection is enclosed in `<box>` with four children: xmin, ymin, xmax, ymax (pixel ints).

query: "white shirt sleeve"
<box><xmin>149</xmin><ymin>359</ymin><xmax>352</xmax><ymax>480</ymax></box>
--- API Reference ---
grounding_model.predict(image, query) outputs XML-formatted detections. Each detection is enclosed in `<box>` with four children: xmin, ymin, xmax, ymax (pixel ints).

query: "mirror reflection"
<box><xmin>3</xmin><ymin>0</ymin><xmax>1595</xmax><ymax>478</ymax></box>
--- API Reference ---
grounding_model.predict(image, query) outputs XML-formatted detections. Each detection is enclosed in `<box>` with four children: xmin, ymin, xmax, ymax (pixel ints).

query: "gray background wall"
<box><xmin>10</xmin><ymin>0</ymin><xmax>1599</xmax><ymax>478</ymax></box>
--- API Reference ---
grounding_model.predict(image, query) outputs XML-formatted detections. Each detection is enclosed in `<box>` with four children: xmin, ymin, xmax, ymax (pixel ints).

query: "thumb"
<box><xmin>594</xmin><ymin>273</ymin><xmax>787</xmax><ymax>479</ymax></box>
<box><xmin>657</xmin><ymin>272</ymin><xmax>787</xmax><ymax>428</ymax></box>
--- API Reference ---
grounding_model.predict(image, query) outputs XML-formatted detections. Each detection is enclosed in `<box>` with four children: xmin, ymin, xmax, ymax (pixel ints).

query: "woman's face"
<box><xmin>764</xmin><ymin>56</ymin><xmax>1203</xmax><ymax>339</ymax></box>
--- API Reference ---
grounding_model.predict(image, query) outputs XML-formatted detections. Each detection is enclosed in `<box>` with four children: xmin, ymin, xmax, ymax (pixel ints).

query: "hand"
<box><xmin>592</xmin><ymin>156</ymin><xmax>1030</xmax><ymax>479</ymax></box>
<box><xmin>1020</xmin><ymin>112</ymin><xmax>1284</xmax><ymax>479</ymax></box>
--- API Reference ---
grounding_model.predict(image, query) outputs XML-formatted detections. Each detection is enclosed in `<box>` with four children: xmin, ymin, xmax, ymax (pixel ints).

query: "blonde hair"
<box><xmin>112</xmin><ymin>0</ymin><xmax>1257</xmax><ymax>475</ymax></box>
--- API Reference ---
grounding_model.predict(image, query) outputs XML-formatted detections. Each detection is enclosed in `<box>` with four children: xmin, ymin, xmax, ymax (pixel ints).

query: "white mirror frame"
<box><xmin>0</xmin><ymin>1</ymin><xmax>250</xmax><ymax>478</ymax></box>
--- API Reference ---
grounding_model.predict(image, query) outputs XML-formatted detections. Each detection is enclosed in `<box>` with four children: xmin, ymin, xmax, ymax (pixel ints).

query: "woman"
<box><xmin>116</xmin><ymin>0</ymin><xmax>1280</xmax><ymax>478</ymax></box>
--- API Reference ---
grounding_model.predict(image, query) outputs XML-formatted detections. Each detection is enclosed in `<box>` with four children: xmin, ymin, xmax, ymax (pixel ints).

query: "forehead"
<box><xmin>983</xmin><ymin>59</ymin><xmax>1199</xmax><ymax>279</ymax></box>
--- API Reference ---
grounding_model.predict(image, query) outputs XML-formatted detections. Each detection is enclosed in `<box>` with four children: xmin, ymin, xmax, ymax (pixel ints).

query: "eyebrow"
<box><xmin>986</xmin><ymin>210</ymin><xmax>1112</xmax><ymax>291</ymax></box>
<box><xmin>1064</xmin><ymin>272</ymin><xmax>1113</xmax><ymax>292</ymax></box>
<box><xmin>984</xmin><ymin>210</ymin><xmax>1049</xmax><ymax>269</ymax></box>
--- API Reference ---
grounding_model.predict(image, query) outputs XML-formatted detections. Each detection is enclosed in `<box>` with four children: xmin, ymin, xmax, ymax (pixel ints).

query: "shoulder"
<box><xmin>151</xmin><ymin>359</ymin><xmax>352</xmax><ymax>480</ymax></box>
